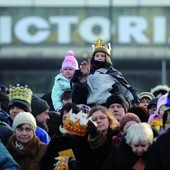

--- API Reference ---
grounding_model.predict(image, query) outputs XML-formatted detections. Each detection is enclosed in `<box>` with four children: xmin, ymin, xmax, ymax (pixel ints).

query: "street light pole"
<box><xmin>109</xmin><ymin>0</ymin><xmax>113</xmax><ymax>50</ymax></box>
<box><xmin>161</xmin><ymin>60</ymin><xmax>167</xmax><ymax>84</ymax></box>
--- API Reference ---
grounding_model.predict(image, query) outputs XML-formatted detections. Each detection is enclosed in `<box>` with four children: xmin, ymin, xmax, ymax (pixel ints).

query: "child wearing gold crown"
<box><xmin>71</xmin><ymin>38</ymin><xmax>138</xmax><ymax>107</ymax></box>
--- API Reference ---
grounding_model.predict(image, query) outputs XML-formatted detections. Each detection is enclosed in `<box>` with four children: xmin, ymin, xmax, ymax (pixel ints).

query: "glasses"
<box><xmin>92</xmin><ymin>115</ymin><xmax>107</xmax><ymax>122</ymax></box>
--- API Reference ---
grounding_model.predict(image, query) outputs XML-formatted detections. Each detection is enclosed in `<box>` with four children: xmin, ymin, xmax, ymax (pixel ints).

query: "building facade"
<box><xmin>0</xmin><ymin>0</ymin><xmax>169</xmax><ymax>93</ymax></box>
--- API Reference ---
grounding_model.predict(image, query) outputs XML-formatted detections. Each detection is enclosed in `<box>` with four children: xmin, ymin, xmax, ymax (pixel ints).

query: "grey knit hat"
<box><xmin>31</xmin><ymin>96</ymin><xmax>50</xmax><ymax>117</ymax></box>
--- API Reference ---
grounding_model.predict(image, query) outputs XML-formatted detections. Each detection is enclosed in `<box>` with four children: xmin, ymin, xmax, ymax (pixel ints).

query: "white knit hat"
<box><xmin>13</xmin><ymin>112</ymin><xmax>37</xmax><ymax>131</ymax></box>
<box><xmin>138</xmin><ymin>92</ymin><xmax>155</xmax><ymax>100</ymax></box>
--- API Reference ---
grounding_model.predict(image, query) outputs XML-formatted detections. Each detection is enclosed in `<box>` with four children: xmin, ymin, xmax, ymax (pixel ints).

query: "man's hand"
<box><xmin>80</xmin><ymin>59</ymin><xmax>91</xmax><ymax>76</ymax></box>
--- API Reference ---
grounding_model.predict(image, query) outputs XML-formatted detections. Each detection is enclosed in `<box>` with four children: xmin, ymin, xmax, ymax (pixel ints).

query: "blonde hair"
<box><xmin>88</xmin><ymin>105</ymin><xmax>119</xmax><ymax>130</ymax></box>
<box><xmin>125</xmin><ymin>122</ymin><xmax>153</xmax><ymax>145</ymax></box>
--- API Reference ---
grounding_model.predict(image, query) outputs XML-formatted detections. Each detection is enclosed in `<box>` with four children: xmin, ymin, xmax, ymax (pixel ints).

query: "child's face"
<box><xmin>62</xmin><ymin>68</ymin><xmax>75</xmax><ymax>79</ymax></box>
<box><xmin>94</xmin><ymin>52</ymin><xmax>106</xmax><ymax>62</ymax></box>
<box><xmin>139</xmin><ymin>97</ymin><xmax>150</xmax><ymax>109</ymax></box>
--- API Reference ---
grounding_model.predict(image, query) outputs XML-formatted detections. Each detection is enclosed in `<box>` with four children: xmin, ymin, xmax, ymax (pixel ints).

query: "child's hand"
<box><xmin>80</xmin><ymin>59</ymin><xmax>91</xmax><ymax>76</ymax></box>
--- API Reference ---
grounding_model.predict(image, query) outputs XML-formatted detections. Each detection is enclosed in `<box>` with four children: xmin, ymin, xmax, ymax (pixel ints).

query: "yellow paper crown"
<box><xmin>9</xmin><ymin>84</ymin><xmax>33</xmax><ymax>105</ymax></box>
<box><xmin>64</xmin><ymin>110</ymin><xmax>89</xmax><ymax>136</ymax></box>
<box><xmin>92</xmin><ymin>38</ymin><xmax>111</xmax><ymax>56</ymax></box>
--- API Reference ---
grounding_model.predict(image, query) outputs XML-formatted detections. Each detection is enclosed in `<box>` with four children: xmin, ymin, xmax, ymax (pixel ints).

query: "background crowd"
<box><xmin>0</xmin><ymin>38</ymin><xmax>170</xmax><ymax>170</ymax></box>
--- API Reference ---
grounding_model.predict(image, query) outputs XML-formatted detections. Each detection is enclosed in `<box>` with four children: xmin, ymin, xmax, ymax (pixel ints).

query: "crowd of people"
<box><xmin>0</xmin><ymin>38</ymin><xmax>170</xmax><ymax>170</ymax></box>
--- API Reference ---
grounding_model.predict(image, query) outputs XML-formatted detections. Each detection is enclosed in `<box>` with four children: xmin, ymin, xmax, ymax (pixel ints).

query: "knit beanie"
<box><xmin>119</xmin><ymin>112</ymin><xmax>141</xmax><ymax>131</ymax></box>
<box><xmin>62</xmin><ymin>50</ymin><xmax>79</xmax><ymax>70</ymax></box>
<box><xmin>138</xmin><ymin>92</ymin><xmax>155</xmax><ymax>100</ymax></box>
<box><xmin>147</xmin><ymin>97</ymin><xmax>158</xmax><ymax>110</ymax></box>
<box><xmin>106</xmin><ymin>93</ymin><xmax>130</xmax><ymax>113</ymax></box>
<box><xmin>13</xmin><ymin>112</ymin><xmax>36</xmax><ymax>131</ymax></box>
<box><xmin>8</xmin><ymin>99</ymin><xmax>31</xmax><ymax>112</ymax></box>
<box><xmin>31</xmin><ymin>96</ymin><xmax>50</xmax><ymax>117</ymax></box>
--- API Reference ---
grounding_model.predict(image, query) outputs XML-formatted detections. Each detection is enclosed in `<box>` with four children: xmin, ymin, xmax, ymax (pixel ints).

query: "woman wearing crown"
<box><xmin>71</xmin><ymin>38</ymin><xmax>138</xmax><ymax>107</ymax></box>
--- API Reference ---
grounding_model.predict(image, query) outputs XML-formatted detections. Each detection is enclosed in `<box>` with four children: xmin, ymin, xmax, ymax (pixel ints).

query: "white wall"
<box><xmin>0</xmin><ymin>0</ymin><xmax>170</xmax><ymax>7</ymax></box>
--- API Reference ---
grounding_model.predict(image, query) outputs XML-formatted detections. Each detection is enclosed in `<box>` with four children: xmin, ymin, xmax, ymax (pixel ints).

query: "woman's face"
<box><xmin>91</xmin><ymin>110</ymin><xmax>109</xmax><ymax>133</ymax></box>
<box><xmin>94</xmin><ymin>52</ymin><xmax>106</xmax><ymax>62</ymax></box>
<box><xmin>15</xmin><ymin>124</ymin><xmax>34</xmax><ymax>144</ymax></box>
<box><xmin>131</xmin><ymin>141</ymin><xmax>150</xmax><ymax>156</ymax></box>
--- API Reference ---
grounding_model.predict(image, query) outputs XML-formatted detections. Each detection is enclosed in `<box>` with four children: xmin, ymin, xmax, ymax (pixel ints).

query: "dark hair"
<box><xmin>61</xmin><ymin>90</ymin><xmax>72</xmax><ymax>101</ymax></box>
<box><xmin>129</xmin><ymin>106</ymin><xmax>149</xmax><ymax>122</ymax></box>
<box><xmin>60</xmin><ymin>103</ymin><xmax>80</xmax><ymax>125</ymax></box>
<box><xmin>163</xmin><ymin>111</ymin><xmax>168</xmax><ymax>129</ymax></box>
<box><xmin>47</xmin><ymin>111</ymin><xmax>61</xmax><ymax>138</ymax></box>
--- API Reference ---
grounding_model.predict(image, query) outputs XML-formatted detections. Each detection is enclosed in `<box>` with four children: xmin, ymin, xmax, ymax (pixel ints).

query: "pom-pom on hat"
<box><xmin>106</xmin><ymin>93</ymin><xmax>130</xmax><ymax>113</ymax></box>
<box><xmin>13</xmin><ymin>112</ymin><xmax>37</xmax><ymax>131</ymax></box>
<box><xmin>62</xmin><ymin>50</ymin><xmax>78</xmax><ymax>70</ymax></box>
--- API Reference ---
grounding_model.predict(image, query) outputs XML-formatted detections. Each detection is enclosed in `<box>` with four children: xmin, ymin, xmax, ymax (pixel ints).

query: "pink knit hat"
<box><xmin>62</xmin><ymin>50</ymin><xmax>78</xmax><ymax>70</ymax></box>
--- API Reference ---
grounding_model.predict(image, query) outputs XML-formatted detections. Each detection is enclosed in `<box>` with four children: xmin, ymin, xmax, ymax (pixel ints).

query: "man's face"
<box><xmin>36</xmin><ymin>109</ymin><xmax>50</xmax><ymax>125</ymax></box>
<box><xmin>9</xmin><ymin>106</ymin><xmax>25</xmax><ymax>120</ymax></box>
<box><xmin>108</xmin><ymin>103</ymin><xmax>125</xmax><ymax>122</ymax></box>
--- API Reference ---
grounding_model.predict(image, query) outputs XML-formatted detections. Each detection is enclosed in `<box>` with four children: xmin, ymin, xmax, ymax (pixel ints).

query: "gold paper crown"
<box><xmin>9</xmin><ymin>84</ymin><xmax>33</xmax><ymax>105</ymax></box>
<box><xmin>53</xmin><ymin>156</ymin><xmax>69</xmax><ymax>170</ymax></box>
<box><xmin>64</xmin><ymin>110</ymin><xmax>89</xmax><ymax>136</ymax></box>
<box><xmin>92</xmin><ymin>38</ymin><xmax>111</xmax><ymax>56</ymax></box>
